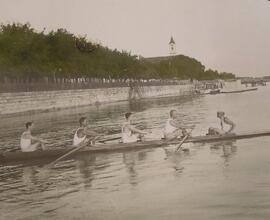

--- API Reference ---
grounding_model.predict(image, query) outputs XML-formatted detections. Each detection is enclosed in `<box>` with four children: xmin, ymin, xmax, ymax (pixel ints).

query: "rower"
<box><xmin>122</xmin><ymin>112</ymin><xmax>150</xmax><ymax>143</ymax></box>
<box><xmin>163</xmin><ymin>110</ymin><xmax>194</xmax><ymax>140</ymax></box>
<box><xmin>20</xmin><ymin>122</ymin><xmax>47</xmax><ymax>152</ymax></box>
<box><xmin>73</xmin><ymin>117</ymin><xmax>101</xmax><ymax>147</ymax></box>
<box><xmin>208</xmin><ymin>111</ymin><xmax>236</xmax><ymax>135</ymax></box>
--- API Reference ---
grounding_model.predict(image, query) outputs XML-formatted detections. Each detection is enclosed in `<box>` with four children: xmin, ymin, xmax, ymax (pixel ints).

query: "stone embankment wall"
<box><xmin>0</xmin><ymin>84</ymin><xmax>194</xmax><ymax>115</ymax></box>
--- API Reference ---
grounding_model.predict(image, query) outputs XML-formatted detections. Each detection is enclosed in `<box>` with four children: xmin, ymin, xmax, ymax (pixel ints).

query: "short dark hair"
<box><xmin>125</xmin><ymin>112</ymin><xmax>132</xmax><ymax>120</ymax></box>
<box><xmin>217</xmin><ymin>111</ymin><xmax>225</xmax><ymax>117</ymax></box>
<box><xmin>79</xmin><ymin>117</ymin><xmax>87</xmax><ymax>125</ymax></box>
<box><xmin>170</xmin><ymin>110</ymin><xmax>176</xmax><ymax>118</ymax></box>
<box><xmin>25</xmin><ymin>122</ymin><xmax>33</xmax><ymax>129</ymax></box>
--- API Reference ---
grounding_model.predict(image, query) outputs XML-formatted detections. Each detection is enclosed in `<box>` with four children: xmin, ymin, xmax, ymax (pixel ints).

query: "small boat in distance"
<box><xmin>195</xmin><ymin>89</ymin><xmax>220</xmax><ymax>95</ymax></box>
<box><xmin>196</xmin><ymin>87</ymin><xmax>258</xmax><ymax>95</ymax></box>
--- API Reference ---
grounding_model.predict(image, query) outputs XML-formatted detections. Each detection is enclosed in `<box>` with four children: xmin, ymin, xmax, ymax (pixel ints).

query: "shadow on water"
<box><xmin>122</xmin><ymin>149</ymin><xmax>152</xmax><ymax>186</ymax></box>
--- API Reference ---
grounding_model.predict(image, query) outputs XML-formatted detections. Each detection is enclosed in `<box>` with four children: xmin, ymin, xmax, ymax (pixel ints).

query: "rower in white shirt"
<box><xmin>73</xmin><ymin>117</ymin><xmax>102</xmax><ymax>147</ymax></box>
<box><xmin>121</xmin><ymin>112</ymin><xmax>150</xmax><ymax>143</ymax></box>
<box><xmin>163</xmin><ymin>110</ymin><xmax>194</xmax><ymax>140</ymax></box>
<box><xmin>20</xmin><ymin>122</ymin><xmax>47</xmax><ymax>152</ymax></box>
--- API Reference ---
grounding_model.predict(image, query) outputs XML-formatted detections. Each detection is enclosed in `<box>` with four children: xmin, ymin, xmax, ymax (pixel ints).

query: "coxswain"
<box><xmin>207</xmin><ymin>111</ymin><xmax>236</xmax><ymax>135</ymax></box>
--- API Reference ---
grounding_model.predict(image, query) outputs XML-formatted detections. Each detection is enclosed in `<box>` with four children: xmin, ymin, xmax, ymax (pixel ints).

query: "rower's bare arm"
<box><xmin>128</xmin><ymin>125</ymin><xmax>148</xmax><ymax>135</ymax></box>
<box><xmin>170</xmin><ymin>120</ymin><xmax>194</xmax><ymax>130</ymax></box>
<box><xmin>228</xmin><ymin>123</ymin><xmax>235</xmax><ymax>133</ymax></box>
<box><xmin>220</xmin><ymin>120</ymin><xmax>224</xmax><ymax>130</ymax></box>
<box><xmin>84</xmin><ymin>128</ymin><xmax>100</xmax><ymax>137</ymax></box>
<box><xmin>184</xmin><ymin>125</ymin><xmax>195</xmax><ymax>129</ymax></box>
<box><xmin>224</xmin><ymin>117</ymin><xmax>235</xmax><ymax>133</ymax></box>
<box><xmin>30</xmin><ymin>135</ymin><xmax>47</xmax><ymax>143</ymax></box>
<box><xmin>170</xmin><ymin>120</ymin><xmax>181</xmax><ymax>129</ymax></box>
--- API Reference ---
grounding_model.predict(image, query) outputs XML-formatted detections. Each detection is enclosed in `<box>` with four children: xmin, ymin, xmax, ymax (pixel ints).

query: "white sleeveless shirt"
<box><xmin>73</xmin><ymin>128</ymin><xmax>86</xmax><ymax>146</ymax></box>
<box><xmin>164</xmin><ymin>118</ymin><xmax>177</xmax><ymax>135</ymax></box>
<box><xmin>20</xmin><ymin>131</ymin><xmax>33</xmax><ymax>152</ymax></box>
<box><xmin>121</xmin><ymin>122</ymin><xmax>138</xmax><ymax>143</ymax></box>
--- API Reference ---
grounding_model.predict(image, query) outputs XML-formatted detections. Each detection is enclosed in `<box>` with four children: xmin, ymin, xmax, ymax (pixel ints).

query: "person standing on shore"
<box><xmin>20</xmin><ymin>122</ymin><xmax>47</xmax><ymax>152</ymax></box>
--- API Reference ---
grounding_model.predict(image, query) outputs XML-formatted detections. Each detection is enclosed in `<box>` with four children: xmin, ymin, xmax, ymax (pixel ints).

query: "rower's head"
<box><xmin>125</xmin><ymin>112</ymin><xmax>133</xmax><ymax>121</ymax></box>
<box><xmin>170</xmin><ymin>110</ymin><xmax>177</xmax><ymax>119</ymax></box>
<box><xmin>25</xmin><ymin>121</ymin><xmax>33</xmax><ymax>130</ymax></box>
<box><xmin>217</xmin><ymin>111</ymin><xmax>225</xmax><ymax>118</ymax></box>
<box><xmin>79</xmin><ymin>117</ymin><xmax>87</xmax><ymax>127</ymax></box>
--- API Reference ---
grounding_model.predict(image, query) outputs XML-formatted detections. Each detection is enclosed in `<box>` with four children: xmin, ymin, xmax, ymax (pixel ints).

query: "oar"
<box><xmin>175</xmin><ymin>128</ymin><xmax>194</xmax><ymax>152</ymax></box>
<box><xmin>98</xmin><ymin>136</ymin><xmax>121</xmax><ymax>143</ymax></box>
<box><xmin>47</xmin><ymin>134</ymin><xmax>121</xmax><ymax>148</ymax></box>
<box><xmin>175</xmin><ymin>135</ymin><xmax>190</xmax><ymax>152</ymax></box>
<box><xmin>48</xmin><ymin>135</ymin><xmax>118</xmax><ymax>167</ymax></box>
<box><xmin>48</xmin><ymin>143</ymin><xmax>88</xmax><ymax>167</ymax></box>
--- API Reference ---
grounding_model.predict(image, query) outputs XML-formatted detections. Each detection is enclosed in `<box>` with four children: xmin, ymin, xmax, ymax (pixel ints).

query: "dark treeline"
<box><xmin>0</xmin><ymin>23</ymin><xmax>235</xmax><ymax>91</ymax></box>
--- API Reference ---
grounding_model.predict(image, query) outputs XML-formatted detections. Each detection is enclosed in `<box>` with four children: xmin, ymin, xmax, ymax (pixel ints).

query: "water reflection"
<box><xmin>128</xmin><ymin>95</ymin><xmax>198</xmax><ymax>112</ymax></box>
<box><xmin>22</xmin><ymin>166</ymin><xmax>39</xmax><ymax>186</ymax></box>
<box><xmin>75</xmin><ymin>154</ymin><xmax>96</xmax><ymax>189</ymax></box>
<box><xmin>163</xmin><ymin>146</ymin><xmax>190</xmax><ymax>174</ymax></box>
<box><xmin>122</xmin><ymin>151</ymin><xmax>139</xmax><ymax>185</ymax></box>
<box><xmin>210</xmin><ymin>141</ymin><xmax>237</xmax><ymax>165</ymax></box>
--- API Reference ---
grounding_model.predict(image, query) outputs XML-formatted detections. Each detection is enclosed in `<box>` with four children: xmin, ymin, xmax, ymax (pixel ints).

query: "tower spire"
<box><xmin>169</xmin><ymin>36</ymin><xmax>176</xmax><ymax>56</ymax></box>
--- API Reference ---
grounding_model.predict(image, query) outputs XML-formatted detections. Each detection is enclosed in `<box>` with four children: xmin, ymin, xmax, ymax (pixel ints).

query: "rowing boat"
<box><xmin>1</xmin><ymin>130</ymin><xmax>270</xmax><ymax>163</ymax></box>
<box><xmin>220</xmin><ymin>87</ymin><xmax>258</xmax><ymax>94</ymax></box>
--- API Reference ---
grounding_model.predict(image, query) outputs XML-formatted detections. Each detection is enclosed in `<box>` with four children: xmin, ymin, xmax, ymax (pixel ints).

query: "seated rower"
<box><xmin>122</xmin><ymin>112</ymin><xmax>150</xmax><ymax>143</ymax></box>
<box><xmin>20</xmin><ymin>122</ymin><xmax>47</xmax><ymax>152</ymax></box>
<box><xmin>164</xmin><ymin>110</ymin><xmax>194</xmax><ymax>140</ymax></box>
<box><xmin>208</xmin><ymin>111</ymin><xmax>236</xmax><ymax>135</ymax></box>
<box><xmin>73</xmin><ymin>117</ymin><xmax>101</xmax><ymax>147</ymax></box>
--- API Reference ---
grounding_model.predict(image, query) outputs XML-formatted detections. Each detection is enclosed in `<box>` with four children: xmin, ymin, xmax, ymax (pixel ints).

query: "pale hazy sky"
<box><xmin>1</xmin><ymin>0</ymin><xmax>270</xmax><ymax>76</ymax></box>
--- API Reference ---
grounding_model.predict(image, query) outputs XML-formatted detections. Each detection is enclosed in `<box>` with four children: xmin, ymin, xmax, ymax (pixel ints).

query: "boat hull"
<box><xmin>1</xmin><ymin>130</ymin><xmax>270</xmax><ymax>163</ymax></box>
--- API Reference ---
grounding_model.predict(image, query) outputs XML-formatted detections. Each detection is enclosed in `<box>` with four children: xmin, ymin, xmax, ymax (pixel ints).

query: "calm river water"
<box><xmin>1</xmin><ymin>86</ymin><xmax>270</xmax><ymax>220</ymax></box>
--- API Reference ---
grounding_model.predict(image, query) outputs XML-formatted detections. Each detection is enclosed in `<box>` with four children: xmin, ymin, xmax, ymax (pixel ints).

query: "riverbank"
<box><xmin>0</xmin><ymin>84</ymin><xmax>194</xmax><ymax>115</ymax></box>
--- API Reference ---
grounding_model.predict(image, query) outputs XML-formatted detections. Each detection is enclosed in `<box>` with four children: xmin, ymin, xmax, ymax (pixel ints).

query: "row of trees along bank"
<box><xmin>0</xmin><ymin>23</ymin><xmax>235</xmax><ymax>92</ymax></box>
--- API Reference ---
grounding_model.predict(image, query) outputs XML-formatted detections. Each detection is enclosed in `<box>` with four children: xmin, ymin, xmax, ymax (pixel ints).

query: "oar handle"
<box><xmin>98</xmin><ymin>136</ymin><xmax>121</xmax><ymax>143</ymax></box>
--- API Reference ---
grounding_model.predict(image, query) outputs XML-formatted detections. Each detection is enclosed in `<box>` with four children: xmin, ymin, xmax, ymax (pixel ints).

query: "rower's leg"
<box><xmin>207</xmin><ymin>127</ymin><xmax>215</xmax><ymax>135</ymax></box>
<box><xmin>31</xmin><ymin>142</ymin><xmax>43</xmax><ymax>151</ymax></box>
<box><xmin>208</xmin><ymin>127</ymin><xmax>225</xmax><ymax>135</ymax></box>
<box><xmin>165</xmin><ymin>130</ymin><xmax>183</xmax><ymax>140</ymax></box>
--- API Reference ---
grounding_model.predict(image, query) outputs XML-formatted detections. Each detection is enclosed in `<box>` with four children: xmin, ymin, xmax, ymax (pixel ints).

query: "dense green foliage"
<box><xmin>0</xmin><ymin>23</ymin><xmax>235</xmax><ymax>82</ymax></box>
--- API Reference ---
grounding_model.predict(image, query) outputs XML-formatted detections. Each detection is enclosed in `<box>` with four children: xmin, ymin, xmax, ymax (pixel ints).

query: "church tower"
<box><xmin>169</xmin><ymin>36</ymin><xmax>176</xmax><ymax>56</ymax></box>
